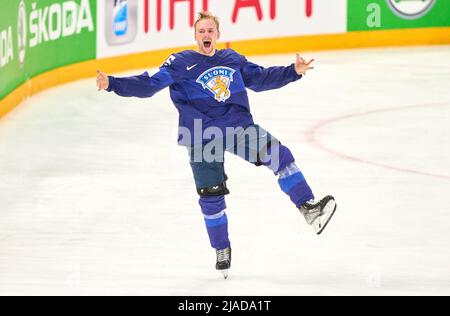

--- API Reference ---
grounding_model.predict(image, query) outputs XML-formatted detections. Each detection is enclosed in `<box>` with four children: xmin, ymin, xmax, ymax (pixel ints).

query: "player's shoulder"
<box><xmin>219</xmin><ymin>48</ymin><xmax>242</xmax><ymax>57</ymax></box>
<box><xmin>218</xmin><ymin>48</ymin><xmax>245</xmax><ymax>63</ymax></box>
<box><xmin>173</xmin><ymin>50</ymin><xmax>195</xmax><ymax>60</ymax></box>
<box><xmin>161</xmin><ymin>50</ymin><xmax>199</xmax><ymax>69</ymax></box>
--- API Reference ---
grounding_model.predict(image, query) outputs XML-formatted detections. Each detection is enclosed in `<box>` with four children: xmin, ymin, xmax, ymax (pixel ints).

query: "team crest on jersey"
<box><xmin>196</xmin><ymin>67</ymin><xmax>236</xmax><ymax>102</ymax></box>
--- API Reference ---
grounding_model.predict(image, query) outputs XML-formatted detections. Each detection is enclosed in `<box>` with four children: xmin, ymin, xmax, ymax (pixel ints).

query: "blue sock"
<box><xmin>278</xmin><ymin>163</ymin><xmax>315</xmax><ymax>208</ymax></box>
<box><xmin>199</xmin><ymin>196</ymin><xmax>230</xmax><ymax>250</ymax></box>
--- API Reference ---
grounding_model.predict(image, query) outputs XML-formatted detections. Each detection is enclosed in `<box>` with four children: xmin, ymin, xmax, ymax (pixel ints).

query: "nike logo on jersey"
<box><xmin>187</xmin><ymin>64</ymin><xmax>198</xmax><ymax>71</ymax></box>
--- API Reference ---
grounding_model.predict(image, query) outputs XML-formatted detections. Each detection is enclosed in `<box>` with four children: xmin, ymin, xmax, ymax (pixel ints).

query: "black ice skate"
<box><xmin>216</xmin><ymin>247</ymin><xmax>231</xmax><ymax>279</ymax></box>
<box><xmin>299</xmin><ymin>195</ymin><xmax>337</xmax><ymax>235</ymax></box>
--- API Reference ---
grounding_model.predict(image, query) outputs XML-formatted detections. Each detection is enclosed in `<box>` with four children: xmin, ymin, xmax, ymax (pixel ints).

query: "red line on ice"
<box><xmin>305</xmin><ymin>102</ymin><xmax>450</xmax><ymax>181</ymax></box>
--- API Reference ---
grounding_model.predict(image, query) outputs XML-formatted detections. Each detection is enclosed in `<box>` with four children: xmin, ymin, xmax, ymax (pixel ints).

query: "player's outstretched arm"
<box><xmin>96</xmin><ymin>70</ymin><xmax>109</xmax><ymax>91</ymax></box>
<box><xmin>240</xmin><ymin>53</ymin><xmax>314</xmax><ymax>92</ymax></box>
<box><xmin>96</xmin><ymin>68</ymin><xmax>174</xmax><ymax>98</ymax></box>
<box><xmin>295</xmin><ymin>54</ymin><xmax>315</xmax><ymax>76</ymax></box>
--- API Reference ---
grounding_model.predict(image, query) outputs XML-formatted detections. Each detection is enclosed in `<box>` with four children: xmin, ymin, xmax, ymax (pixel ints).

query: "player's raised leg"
<box><xmin>230</xmin><ymin>125</ymin><xmax>337</xmax><ymax>234</ymax></box>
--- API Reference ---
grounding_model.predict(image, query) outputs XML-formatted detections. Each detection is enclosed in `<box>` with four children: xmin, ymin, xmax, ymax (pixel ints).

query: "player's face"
<box><xmin>195</xmin><ymin>19</ymin><xmax>220</xmax><ymax>56</ymax></box>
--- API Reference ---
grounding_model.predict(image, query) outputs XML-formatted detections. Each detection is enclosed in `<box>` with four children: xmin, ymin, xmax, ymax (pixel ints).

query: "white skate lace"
<box><xmin>217</xmin><ymin>248</ymin><xmax>230</xmax><ymax>262</ymax></box>
<box><xmin>300</xmin><ymin>200</ymin><xmax>321</xmax><ymax>225</ymax></box>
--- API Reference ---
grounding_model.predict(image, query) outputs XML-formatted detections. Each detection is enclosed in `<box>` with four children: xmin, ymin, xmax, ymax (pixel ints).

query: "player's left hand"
<box><xmin>295</xmin><ymin>54</ymin><xmax>315</xmax><ymax>76</ymax></box>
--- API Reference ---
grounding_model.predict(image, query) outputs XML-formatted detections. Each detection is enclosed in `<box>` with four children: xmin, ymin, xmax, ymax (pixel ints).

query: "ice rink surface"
<box><xmin>0</xmin><ymin>46</ymin><xmax>449</xmax><ymax>296</ymax></box>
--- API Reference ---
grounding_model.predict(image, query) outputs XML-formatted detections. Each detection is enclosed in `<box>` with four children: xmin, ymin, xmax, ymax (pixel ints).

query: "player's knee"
<box><xmin>257</xmin><ymin>141</ymin><xmax>295</xmax><ymax>174</ymax></box>
<box><xmin>277</xmin><ymin>144</ymin><xmax>295</xmax><ymax>172</ymax></box>
<box><xmin>197</xmin><ymin>174</ymin><xmax>230</xmax><ymax>197</ymax></box>
<box><xmin>197</xmin><ymin>184</ymin><xmax>230</xmax><ymax>197</ymax></box>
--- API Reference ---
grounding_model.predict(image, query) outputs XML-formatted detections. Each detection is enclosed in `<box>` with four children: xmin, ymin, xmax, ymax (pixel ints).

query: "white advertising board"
<box><xmin>97</xmin><ymin>0</ymin><xmax>347</xmax><ymax>58</ymax></box>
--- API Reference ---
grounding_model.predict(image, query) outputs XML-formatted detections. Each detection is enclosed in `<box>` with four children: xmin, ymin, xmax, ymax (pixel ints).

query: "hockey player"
<box><xmin>96</xmin><ymin>12</ymin><xmax>337</xmax><ymax>279</ymax></box>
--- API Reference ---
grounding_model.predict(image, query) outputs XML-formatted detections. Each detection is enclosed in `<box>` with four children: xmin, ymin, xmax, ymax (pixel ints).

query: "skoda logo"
<box><xmin>17</xmin><ymin>0</ymin><xmax>27</xmax><ymax>66</ymax></box>
<box><xmin>387</xmin><ymin>0</ymin><xmax>436</xmax><ymax>20</ymax></box>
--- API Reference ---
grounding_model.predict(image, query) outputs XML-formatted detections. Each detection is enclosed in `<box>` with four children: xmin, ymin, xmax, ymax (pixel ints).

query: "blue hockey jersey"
<box><xmin>107</xmin><ymin>49</ymin><xmax>302</xmax><ymax>146</ymax></box>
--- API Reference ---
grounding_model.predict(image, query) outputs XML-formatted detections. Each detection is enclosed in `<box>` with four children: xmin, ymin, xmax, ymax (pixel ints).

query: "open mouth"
<box><xmin>203</xmin><ymin>41</ymin><xmax>212</xmax><ymax>49</ymax></box>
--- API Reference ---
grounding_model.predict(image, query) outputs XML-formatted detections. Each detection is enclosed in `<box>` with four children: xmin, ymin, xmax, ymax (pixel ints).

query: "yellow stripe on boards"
<box><xmin>229</xmin><ymin>27</ymin><xmax>450</xmax><ymax>56</ymax></box>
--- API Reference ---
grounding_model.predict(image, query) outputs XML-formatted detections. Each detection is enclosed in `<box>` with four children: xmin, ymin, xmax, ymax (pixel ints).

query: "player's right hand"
<box><xmin>96</xmin><ymin>70</ymin><xmax>109</xmax><ymax>91</ymax></box>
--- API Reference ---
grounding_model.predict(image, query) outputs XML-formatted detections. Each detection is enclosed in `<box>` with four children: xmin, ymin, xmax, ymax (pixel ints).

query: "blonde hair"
<box><xmin>194</xmin><ymin>11</ymin><xmax>220</xmax><ymax>32</ymax></box>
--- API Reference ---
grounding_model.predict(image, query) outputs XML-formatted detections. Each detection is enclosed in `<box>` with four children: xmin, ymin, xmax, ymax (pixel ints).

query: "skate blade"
<box><xmin>221</xmin><ymin>270</ymin><xmax>229</xmax><ymax>280</ymax></box>
<box><xmin>314</xmin><ymin>200</ymin><xmax>337</xmax><ymax>235</ymax></box>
